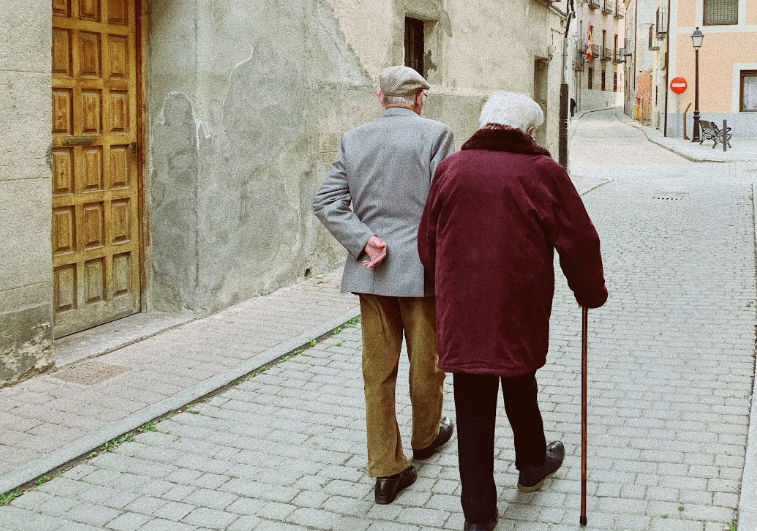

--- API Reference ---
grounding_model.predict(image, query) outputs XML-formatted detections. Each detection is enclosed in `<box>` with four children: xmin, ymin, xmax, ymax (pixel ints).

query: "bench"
<box><xmin>699</xmin><ymin>120</ymin><xmax>732</xmax><ymax>149</ymax></box>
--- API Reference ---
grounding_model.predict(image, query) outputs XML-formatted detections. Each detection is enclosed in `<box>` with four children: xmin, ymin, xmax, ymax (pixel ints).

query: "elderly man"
<box><xmin>418</xmin><ymin>91</ymin><xmax>608</xmax><ymax>531</ymax></box>
<box><xmin>313</xmin><ymin>66</ymin><xmax>455</xmax><ymax>505</ymax></box>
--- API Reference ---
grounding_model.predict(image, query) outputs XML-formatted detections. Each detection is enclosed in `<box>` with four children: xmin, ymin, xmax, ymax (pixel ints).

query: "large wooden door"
<box><xmin>51</xmin><ymin>0</ymin><xmax>141</xmax><ymax>337</ymax></box>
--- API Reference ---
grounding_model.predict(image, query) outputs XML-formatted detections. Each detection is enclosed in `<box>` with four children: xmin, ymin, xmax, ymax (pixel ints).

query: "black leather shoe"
<box><xmin>375</xmin><ymin>465</ymin><xmax>417</xmax><ymax>504</ymax></box>
<box><xmin>463</xmin><ymin>509</ymin><xmax>499</xmax><ymax>531</ymax></box>
<box><xmin>413</xmin><ymin>417</ymin><xmax>454</xmax><ymax>460</ymax></box>
<box><xmin>517</xmin><ymin>441</ymin><xmax>565</xmax><ymax>493</ymax></box>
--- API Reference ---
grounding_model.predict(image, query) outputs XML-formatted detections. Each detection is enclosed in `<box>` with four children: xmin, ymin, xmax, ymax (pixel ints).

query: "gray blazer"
<box><xmin>313</xmin><ymin>107</ymin><xmax>455</xmax><ymax>297</ymax></box>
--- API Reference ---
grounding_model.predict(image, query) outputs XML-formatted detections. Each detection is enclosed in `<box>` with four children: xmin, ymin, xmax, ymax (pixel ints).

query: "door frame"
<box><xmin>136</xmin><ymin>0</ymin><xmax>150</xmax><ymax>312</ymax></box>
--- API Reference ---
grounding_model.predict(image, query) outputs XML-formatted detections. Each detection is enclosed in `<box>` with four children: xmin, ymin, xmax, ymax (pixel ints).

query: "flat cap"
<box><xmin>379</xmin><ymin>66</ymin><xmax>430</xmax><ymax>97</ymax></box>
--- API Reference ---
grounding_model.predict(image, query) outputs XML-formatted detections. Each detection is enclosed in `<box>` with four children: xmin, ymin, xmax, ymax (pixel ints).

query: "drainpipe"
<box><xmin>559</xmin><ymin>0</ymin><xmax>575</xmax><ymax>170</ymax></box>
<box><xmin>663</xmin><ymin>0</ymin><xmax>671</xmax><ymax>136</ymax></box>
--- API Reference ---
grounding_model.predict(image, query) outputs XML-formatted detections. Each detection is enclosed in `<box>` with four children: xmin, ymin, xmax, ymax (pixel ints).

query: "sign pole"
<box><xmin>669</xmin><ymin>77</ymin><xmax>688</xmax><ymax>138</ymax></box>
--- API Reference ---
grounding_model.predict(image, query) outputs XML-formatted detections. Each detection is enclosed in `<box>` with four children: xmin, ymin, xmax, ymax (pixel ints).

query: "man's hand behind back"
<box><xmin>363</xmin><ymin>236</ymin><xmax>388</xmax><ymax>269</ymax></box>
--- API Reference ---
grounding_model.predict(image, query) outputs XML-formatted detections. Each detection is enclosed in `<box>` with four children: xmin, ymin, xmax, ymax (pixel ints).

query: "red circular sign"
<box><xmin>670</xmin><ymin>77</ymin><xmax>688</xmax><ymax>94</ymax></box>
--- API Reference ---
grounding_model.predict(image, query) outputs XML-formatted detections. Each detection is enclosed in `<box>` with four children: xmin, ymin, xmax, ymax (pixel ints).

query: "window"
<box><xmin>648</xmin><ymin>25</ymin><xmax>659</xmax><ymax>50</ymax></box>
<box><xmin>741</xmin><ymin>71</ymin><xmax>757</xmax><ymax>112</ymax></box>
<box><xmin>656</xmin><ymin>6</ymin><xmax>668</xmax><ymax>34</ymax></box>
<box><xmin>588</xmin><ymin>67</ymin><xmax>594</xmax><ymax>89</ymax></box>
<box><xmin>404</xmin><ymin>18</ymin><xmax>425</xmax><ymax>75</ymax></box>
<box><xmin>613</xmin><ymin>72</ymin><xmax>618</xmax><ymax>92</ymax></box>
<box><xmin>704</xmin><ymin>0</ymin><xmax>738</xmax><ymax>25</ymax></box>
<box><xmin>601</xmin><ymin>70</ymin><xmax>606</xmax><ymax>91</ymax></box>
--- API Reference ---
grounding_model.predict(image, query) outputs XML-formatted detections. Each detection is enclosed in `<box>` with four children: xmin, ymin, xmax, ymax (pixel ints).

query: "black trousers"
<box><xmin>453</xmin><ymin>372</ymin><xmax>547</xmax><ymax>524</ymax></box>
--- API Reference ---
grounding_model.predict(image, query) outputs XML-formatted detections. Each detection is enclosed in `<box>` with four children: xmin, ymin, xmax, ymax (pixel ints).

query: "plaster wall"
<box><xmin>673</xmin><ymin>32</ymin><xmax>757</xmax><ymax>114</ymax></box>
<box><xmin>576</xmin><ymin>0</ymin><xmax>626</xmax><ymax>112</ymax></box>
<box><xmin>147</xmin><ymin>0</ymin><xmax>564</xmax><ymax>313</ymax></box>
<box><xmin>0</xmin><ymin>0</ymin><xmax>54</xmax><ymax>387</ymax></box>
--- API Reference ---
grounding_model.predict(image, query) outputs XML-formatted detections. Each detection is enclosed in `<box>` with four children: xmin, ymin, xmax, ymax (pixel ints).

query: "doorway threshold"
<box><xmin>53</xmin><ymin>311</ymin><xmax>197</xmax><ymax>369</ymax></box>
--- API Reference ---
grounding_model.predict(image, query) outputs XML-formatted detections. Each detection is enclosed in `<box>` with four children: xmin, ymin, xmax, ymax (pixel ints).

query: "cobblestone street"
<box><xmin>1</xmin><ymin>110</ymin><xmax>756</xmax><ymax>530</ymax></box>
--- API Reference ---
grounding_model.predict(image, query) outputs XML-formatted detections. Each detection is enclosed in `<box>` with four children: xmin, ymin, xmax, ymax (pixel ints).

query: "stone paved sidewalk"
<box><xmin>0</xmin><ymin>270</ymin><xmax>359</xmax><ymax>493</ymax></box>
<box><xmin>1</xmin><ymin>110</ymin><xmax>756</xmax><ymax>531</ymax></box>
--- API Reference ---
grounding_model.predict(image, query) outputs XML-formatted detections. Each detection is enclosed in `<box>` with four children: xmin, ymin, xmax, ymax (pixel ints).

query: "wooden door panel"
<box><xmin>107</xmin><ymin>35</ymin><xmax>128</xmax><ymax>78</ymax></box>
<box><xmin>79</xmin><ymin>0</ymin><xmax>101</xmax><ymax>22</ymax></box>
<box><xmin>53</xmin><ymin>0</ymin><xmax>71</xmax><ymax>17</ymax></box>
<box><xmin>52</xmin><ymin>149</ymin><xmax>75</xmax><ymax>195</ymax></box>
<box><xmin>52</xmin><ymin>90</ymin><xmax>73</xmax><ymax>134</ymax></box>
<box><xmin>52</xmin><ymin>29</ymin><xmax>73</xmax><ymax>75</ymax></box>
<box><xmin>78</xmin><ymin>32</ymin><xmax>101</xmax><ymax>77</ymax></box>
<box><xmin>52</xmin><ymin>0</ymin><xmax>140</xmax><ymax>337</ymax></box>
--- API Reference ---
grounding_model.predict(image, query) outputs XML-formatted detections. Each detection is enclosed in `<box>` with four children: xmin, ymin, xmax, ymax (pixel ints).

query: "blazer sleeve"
<box><xmin>541</xmin><ymin>162</ymin><xmax>608</xmax><ymax>308</ymax></box>
<box><xmin>429</xmin><ymin>126</ymin><xmax>455</xmax><ymax>180</ymax></box>
<box><xmin>312</xmin><ymin>138</ymin><xmax>375</xmax><ymax>260</ymax></box>
<box><xmin>418</xmin><ymin>163</ymin><xmax>446</xmax><ymax>279</ymax></box>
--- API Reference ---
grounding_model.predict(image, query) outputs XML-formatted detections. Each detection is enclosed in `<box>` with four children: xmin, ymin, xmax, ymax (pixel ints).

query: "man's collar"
<box><xmin>381</xmin><ymin>107</ymin><xmax>418</xmax><ymax>117</ymax></box>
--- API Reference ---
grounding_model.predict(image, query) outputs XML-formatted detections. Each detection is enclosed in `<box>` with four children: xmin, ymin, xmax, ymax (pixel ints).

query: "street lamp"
<box><xmin>691</xmin><ymin>27</ymin><xmax>704</xmax><ymax>142</ymax></box>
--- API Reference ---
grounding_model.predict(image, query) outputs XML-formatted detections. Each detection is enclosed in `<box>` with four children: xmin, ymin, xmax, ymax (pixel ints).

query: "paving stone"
<box><xmin>180</xmin><ymin>507</ymin><xmax>238</xmax><ymax>529</ymax></box>
<box><xmin>105</xmin><ymin>512</ymin><xmax>151</xmax><ymax>531</ymax></box>
<box><xmin>1</xmin><ymin>112</ymin><xmax>755</xmax><ymax>531</ymax></box>
<box><xmin>63</xmin><ymin>502</ymin><xmax>121</xmax><ymax>526</ymax></box>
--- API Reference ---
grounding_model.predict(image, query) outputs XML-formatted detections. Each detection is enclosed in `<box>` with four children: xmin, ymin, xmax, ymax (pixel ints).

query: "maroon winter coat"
<box><xmin>418</xmin><ymin>127</ymin><xmax>608</xmax><ymax>377</ymax></box>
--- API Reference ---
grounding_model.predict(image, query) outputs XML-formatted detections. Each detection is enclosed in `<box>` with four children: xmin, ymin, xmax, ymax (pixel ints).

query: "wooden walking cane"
<box><xmin>580</xmin><ymin>307</ymin><xmax>588</xmax><ymax>526</ymax></box>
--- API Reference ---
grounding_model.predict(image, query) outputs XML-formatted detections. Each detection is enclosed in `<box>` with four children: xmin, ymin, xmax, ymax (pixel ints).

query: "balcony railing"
<box><xmin>573</xmin><ymin>45</ymin><xmax>585</xmax><ymax>71</ymax></box>
<box><xmin>601</xmin><ymin>47</ymin><xmax>613</xmax><ymax>61</ymax></box>
<box><xmin>594</xmin><ymin>45</ymin><xmax>603</xmax><ymax>61</ymax></box>
<box><xmin>589</xmin><ymin>0</ymin><xmax>600</xmax><ymax>9</ymax></box>
<box><xmin>614</xmin><ymin>7</ymin><xmax>624</xmax><ymax>18</ymax></box>
<box><xmin>648</xmin><ymin>25</ymin><xmax>660</xmax><ymax>50</ymax></box>
<box><xmin>656</xmin><ymin>8</ymin><xmax>668</xmax><ymax>36</ymax></box>
<box><xmin>614</xmin><ymin>50</ymin><xmax>625</xmax><ymax>63</ymax></box>
<box><xmin>603</xmin><ymin>0</ymin><xmax>614</xmax><ymax>14</ymax></box>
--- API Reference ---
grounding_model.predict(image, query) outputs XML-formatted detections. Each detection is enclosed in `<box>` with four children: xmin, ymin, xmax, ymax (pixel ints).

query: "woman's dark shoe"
<box><xmin>463</xmin><ymin>509</ymin><xmax>499</xmax><ymax>530</ymax></box>
<box><xmin>413</xmin><ymin>417</ymin><xmax>454</xmax><ymax>460</ymax></box>
<box><xmin>517</xmin><ymin>441</ymin><xmax>565</xmax><ymax>493</ymax></box>
<box><xmin>375</xmin><ymin>465</ymin><xmax>417</xmax><ymax>504</ymax></box>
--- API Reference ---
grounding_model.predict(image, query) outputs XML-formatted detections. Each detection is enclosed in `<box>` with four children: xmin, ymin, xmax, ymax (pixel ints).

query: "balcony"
<box><xmin>594</xmin><ymin>45</ymin><xmax>603</xmax><ymax>61</ymax></box>
<box><xmin>589</xmin><ymin>0</ymin><xmax>600</xmax><ymax>9</ymax></box>
<box><xmin>614</xmin><ymin>50</ymin><xmax>625</xmax><ymax>63</ymax></box>
<box><xmin>614</xmin><ymin>8</ymin><xmax>624</xmax><ymax>18</ymax></box>
<box><xmin>573</xmin><ymin>46</ymin><xmax>585</xmax><ymax>71</ymax></box>
<box><xmin>601</xmin><ymin>47</ymin><xmax>613</xmax><ymax>61</ymax></box>
<box><xmin>648</xmin><ymin>25</ymin><xmax>660</xmax><ymax>50</ymax></box>
<box><xmin>656</xmin><ymin>8</ymin><xmax>668</xmax><ymax>36</ymax></box>
<box><xmin>603</xmin><ymin>0</ymin><xmax>614</xmax><ymax>14</ymax></box>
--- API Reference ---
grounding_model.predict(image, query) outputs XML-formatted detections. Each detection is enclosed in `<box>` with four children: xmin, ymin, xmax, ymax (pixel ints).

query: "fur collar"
<box><xmin>461</xmin><ymin>128</ymin><xmax>551</xmax><ymax>157</ymax></box>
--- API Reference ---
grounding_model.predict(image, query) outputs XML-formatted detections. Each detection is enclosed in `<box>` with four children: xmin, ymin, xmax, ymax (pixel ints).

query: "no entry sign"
<box><xmin>670</xmin><ymin>77</ymin><xmax>688</xmax><ymax>94</ymax></box>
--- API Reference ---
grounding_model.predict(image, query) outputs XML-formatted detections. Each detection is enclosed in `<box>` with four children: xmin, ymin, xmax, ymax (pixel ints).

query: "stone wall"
<box><xmin>147</xmin><ymin>0</ymin><xmax>565</xmax><ymax>313</ymax></box>
<box><xmin>0</xmin><ymin>0</ymin><xmax>566</xmax><ymax>386</ymax></box>
<box><xmin>0</xmin><ymin>0</ymin><xmax>54</xmax><ymax>387</ymax></box>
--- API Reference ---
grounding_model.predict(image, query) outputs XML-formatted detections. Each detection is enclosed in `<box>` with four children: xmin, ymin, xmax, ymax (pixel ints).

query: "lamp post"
<box><xmin>691</xmin><ymin>27</ymin><xmax>704</xmax><ymax>142</ymax></box>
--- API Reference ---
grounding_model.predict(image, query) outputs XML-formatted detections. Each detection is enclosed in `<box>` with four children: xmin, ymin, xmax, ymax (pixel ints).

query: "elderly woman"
<box><xmin>418</xmin><ymin>92</ymin><xmax>607</xmax><ymax>531</ymax></box>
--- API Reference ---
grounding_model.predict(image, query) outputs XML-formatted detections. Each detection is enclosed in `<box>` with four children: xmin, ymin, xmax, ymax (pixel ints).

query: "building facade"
<box><xmin>1</xmin><ymin>0</ymin><xmax>568</xmax><ymax>387</ymax></box>
<box><xmin>625</xmin><ymin>0</ymin><xmax>757</xmax><ymax>136</ymax></box>
<box><xmin>666</xmin><ymin>0</ymin><xmax>757</xmax><ymax>137</ymax></box>
<box><xmin>623</xmin><ymin>0</ymin><xmax>657</xmax><ymax>121</ymax></box>
<box><xmin>573</xmin><ymin>0</ymin><xmax>627</xmax><ymax>111</ymax></box>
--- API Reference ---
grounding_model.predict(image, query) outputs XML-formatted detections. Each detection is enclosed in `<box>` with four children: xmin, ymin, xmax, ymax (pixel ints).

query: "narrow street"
<box><xmin>1</xmin><ymin>109</ymin><xmax>755</xmax><ymax>531</ymax></box>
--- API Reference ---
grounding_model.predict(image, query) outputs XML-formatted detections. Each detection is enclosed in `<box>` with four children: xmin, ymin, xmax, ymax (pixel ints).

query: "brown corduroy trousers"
<box><xmin>359</xmin><ymin>293</ymin><xmax>446</xmax><ymax>477</ymax></box>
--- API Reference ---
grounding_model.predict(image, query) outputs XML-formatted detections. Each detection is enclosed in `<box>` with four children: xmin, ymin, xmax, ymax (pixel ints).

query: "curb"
<box><xmin>614</xmin><ymin>110</ymin><xmax>754</xmax><ymax>163</ymax></box>
<box><xmin>0</xmin><ymin>306</ymin><xmax>361</xmax><ymax>495</ymax></box>
<box><xmin>738</xmin><ymin>183</ymin><xmax>757</xmax><ymax>531</ymax></box>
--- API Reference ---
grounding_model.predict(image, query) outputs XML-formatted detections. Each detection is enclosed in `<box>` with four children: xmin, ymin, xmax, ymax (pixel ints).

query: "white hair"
<box><xmin>383</xmin><ymin>93</ymin><xmax>417</xmax><ymax>106</ymax></box>
<box><xmin>479</xmin><ymin>91</ymin><xmax>544</xmax><ymax>132</ymax></box>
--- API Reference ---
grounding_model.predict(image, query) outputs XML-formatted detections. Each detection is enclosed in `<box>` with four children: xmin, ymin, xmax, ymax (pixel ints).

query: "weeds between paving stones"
<box><xmin>0</xmin><ymin>490</ymin><xmax>19</xmax><ymax>507</ymax></box>
<box><xmin>0</xmin><ymin>315</ymin><xmax>364</xmax><ymax>508</ymax></box>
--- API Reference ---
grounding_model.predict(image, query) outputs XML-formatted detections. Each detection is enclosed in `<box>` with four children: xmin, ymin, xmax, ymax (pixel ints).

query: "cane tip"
<box><xmin>580</xmin><ymin>516</ymin><xmax>587</xmax><ymax>526</ymax></box>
